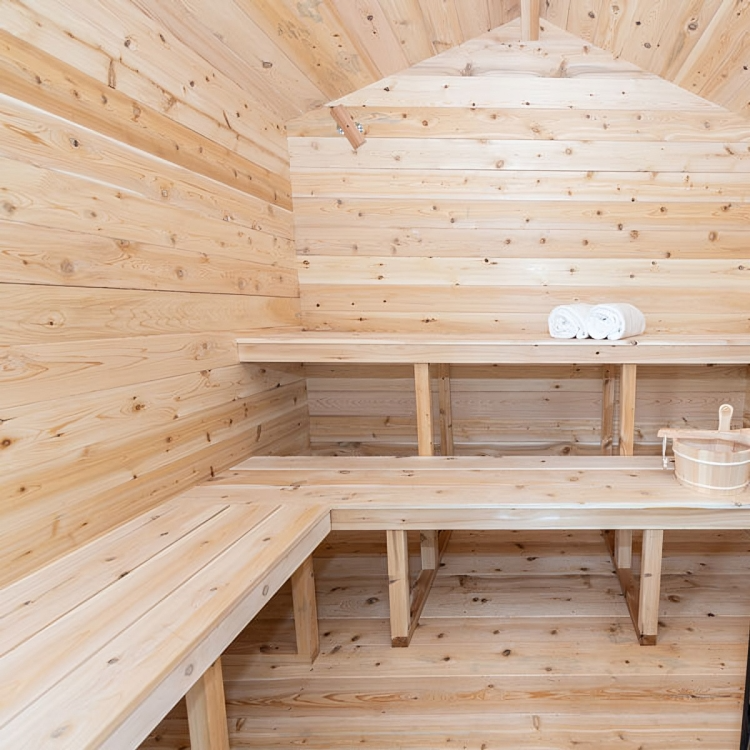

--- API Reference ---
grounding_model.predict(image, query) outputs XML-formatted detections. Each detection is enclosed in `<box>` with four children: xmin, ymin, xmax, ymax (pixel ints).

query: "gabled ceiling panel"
<box><xmin>543</xmin><ymin>0</ymin><xmax>750</xmax><ymax>118</ymax></box>
<box><xmin>6</xmin><ymin>1</ymin><xmax>749</xmax><ymax>125</ymax></box>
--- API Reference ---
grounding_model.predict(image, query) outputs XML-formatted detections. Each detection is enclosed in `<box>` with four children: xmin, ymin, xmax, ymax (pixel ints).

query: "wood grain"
<box><xmin>0</xmin><ymin>8</ymin><xmax>305</xmax><ymax>588</ymax></box>
<box><xmin>141</xmin><ymin>526</ymin><xmax>749</xmax><ymax>748</ymax></box>
<box><xmin>0</xmin><ymin>30</ymin><xmax>291</xmax><ymax>208</ymax></box>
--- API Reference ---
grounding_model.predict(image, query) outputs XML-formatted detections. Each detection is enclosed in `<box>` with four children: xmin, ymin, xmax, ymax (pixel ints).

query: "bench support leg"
<box><xmin>614</xmin><ymin>364</ymin><xmax>638</xmax><ymax>568</ymax></box>
<box><xmin>414</xmin><ymin>363</ymin><xmax>434</xmax><ymax>457</ymax></box>
<box><xmin>291</xmin><ymin>554</ymin><xmax>319</xmax><ymax>662</ymax></box>
<box><xmin>388</xmin><ymin>529</ymin><xmax>451</xmax><ymax>647</ymax></box>
<box><xmin>437</xmin><ymin>363</ymin><xmax>454</xmax><ymax>457</ymax></box>
<box><xmin>638</xmin><ymin>529</ymin><xmax>664</xmax><ymax>646</ymax></box>
<box><xmin>614</xmin><ymin>530</ymin><xmax>633</xmax><ymax>570</ymax></box>
<box><xmin>405</xmin><ymin>364</ymin><xmax>451</xmax><ymax>643</ymax></box>
<box><xmin>618</xmin><ymin>363</ymin><xmax>637</xmax><ymax>456</ymax></box>
<box><xmin>413</xmin><ymin>363</ymin><xmax>446</xmax><ymax>571</ymax></box>
<box><xmin>420</xmin><ymin>530</ymin><xmax>440</xmax><ymax>570</ymax></box>
<box><xmin>604</xmin><ymin>529</ymin><xmax>663</xmax><ymax>646</ymax></box>
<box><xmin>600</xmin><ymin>365</ymin><xmax>615</xmax><ymax>455</ymax></box>
<box><xmin>186</xmin><ymin>657</ymin><xmax>230</xmax><ymax>750</ymax></box>
<box><xmin>431</xmin><ymin>363</ymin><xmax>455</xmax><ymax>567</ymax></box>
<box><xmin>387</xmin><ymin>530</ymin><xmax>412</xmax><ymax>647</ymax></box>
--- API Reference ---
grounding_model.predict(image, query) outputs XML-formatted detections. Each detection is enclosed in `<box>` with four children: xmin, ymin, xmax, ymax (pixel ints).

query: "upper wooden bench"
<box><xmin>237</xmin><ymin>331</ymin><xmax>750</xmax><ymax>364</ymax></box>
<box><xmin>0</xmin><ymin>492</ymin><xmax>330</xmax><ymax>750</ymax></box>
<box><xmin>237</xmin><ymin>330</ymin><xmax>750</xmax><ymax>456</ymax></box>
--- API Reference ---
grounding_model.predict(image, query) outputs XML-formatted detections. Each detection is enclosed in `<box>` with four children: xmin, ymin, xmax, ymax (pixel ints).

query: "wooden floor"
<box><xmin>141</xmin><ymin>528</ymin><xmax>750</xmax><ymax>749</ymax></box>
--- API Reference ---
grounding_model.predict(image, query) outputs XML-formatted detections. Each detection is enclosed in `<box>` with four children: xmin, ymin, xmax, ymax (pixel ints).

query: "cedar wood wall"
<box><xmin>0</xmin><ymin>5</ymin><xmax>307</xmax><ymax>585</ymax></box>
<box><xmin>290</xmin><ymin>21</ymin><xmax>750</xmax><ymax>455</ymax></box>
<box><xmin>2</xmin><ymin>3</ymin><xmax>750</xmax><ymax>581</ymax></box>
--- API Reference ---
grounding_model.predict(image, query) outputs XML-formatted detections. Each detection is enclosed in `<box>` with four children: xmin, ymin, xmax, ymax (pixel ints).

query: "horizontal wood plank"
<box><xmin>290</xmin><ymin>136</ymin><xmax>750</xmax><ymax>172</ymax></box>
<box><xmin>332</xmin><ymin>75</ymin><xmax>722</xmax><ymax>110</ymax></box>
<box><xmin>1</xmin><ymin>285</ymin><xmax>298</xmax><ymax>345</ymax></box>
<box><xmin>287</xmin><ymin>105</ymin><xmax>750</xmax><ymax>141</ymax></box>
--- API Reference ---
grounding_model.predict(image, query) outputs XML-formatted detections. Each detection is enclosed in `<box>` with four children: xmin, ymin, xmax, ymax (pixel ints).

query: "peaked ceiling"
<box><xmin>113</xmin><ymin>0</ymin><xmax>750</xmax><ymax>123</ymax></box>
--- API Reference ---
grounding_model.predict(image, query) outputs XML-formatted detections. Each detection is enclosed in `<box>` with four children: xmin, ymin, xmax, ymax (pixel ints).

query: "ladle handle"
<box><xmin>718</xmin><ymin>403</ymin><xmax>733</xmax><ymax>432</ymax></box>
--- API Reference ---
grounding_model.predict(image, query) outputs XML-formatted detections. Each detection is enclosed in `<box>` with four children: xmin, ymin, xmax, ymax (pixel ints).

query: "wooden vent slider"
<box><xmin>330</xmin><ymin>104</ymin><xmax>366</xmax><ymax>149</ymax></box>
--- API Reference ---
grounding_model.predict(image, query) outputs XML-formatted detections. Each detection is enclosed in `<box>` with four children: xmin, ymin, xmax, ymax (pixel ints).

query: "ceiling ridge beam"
<box><xmin>521</xmin><ymin>0</ymin><xmax>541</xmax><ymax>41</ymax></box>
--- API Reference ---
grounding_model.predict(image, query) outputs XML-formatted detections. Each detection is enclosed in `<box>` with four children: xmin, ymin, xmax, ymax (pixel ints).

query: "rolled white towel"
<box><xmin>586</xmin><ymin>303</ymin><xmax>646</xmax><ymax>340</ymax></box>
<box><xmin>548</xmin><ymin>304</ymin><xmax>593</xmax><ymax>339</ymax></box>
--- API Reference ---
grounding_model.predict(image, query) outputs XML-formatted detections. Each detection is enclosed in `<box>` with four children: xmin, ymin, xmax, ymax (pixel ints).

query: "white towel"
<box><xmin>548</xmin><ymin>304</ymin><xmax>593</xmax><ymax>339</ymax></box>
<box><xmin>586</xmin><ymin>303</ymin><xmax>646</xmax><ymax>340</ymax></box>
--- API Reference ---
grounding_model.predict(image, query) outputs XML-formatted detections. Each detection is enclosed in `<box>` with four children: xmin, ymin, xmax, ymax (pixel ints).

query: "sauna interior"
<box><xmin>3</xmin><ymin>0</ymin><xmax>750</xmax><ymax>748</ymax></box>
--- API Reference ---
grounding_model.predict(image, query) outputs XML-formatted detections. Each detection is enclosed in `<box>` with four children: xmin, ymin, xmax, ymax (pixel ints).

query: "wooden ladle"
<box><xmin>658</xmin><ymin>404</ymin><xmax>750</xmax><ymax>448</ymax></box>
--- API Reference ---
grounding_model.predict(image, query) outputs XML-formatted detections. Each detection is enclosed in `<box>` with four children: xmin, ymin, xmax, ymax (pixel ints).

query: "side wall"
<box><xmin>289</xmin><ymin>20</ymin><xmax>750</xmax><ymax>455</ymax></box>
<box><xmin>0</xmin><ymin>8</ymin><xmax>308</xmax><ymax>584</ymax></box>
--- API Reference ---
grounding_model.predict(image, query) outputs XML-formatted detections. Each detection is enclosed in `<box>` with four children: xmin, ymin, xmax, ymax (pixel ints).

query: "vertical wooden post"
<box><xmin>437</xmin><ymin>363</ymin><xmax>455</xmax><ymax>457</ymax></box>
<box><xmin>619</xmin><ymin>364</ymin><xmax>637</xmax><ymax>457</ymax></box>
<box><xmin>615</xmin><ymin>364</ymin><xmax>638</xmax><ymax>569</ymax></box>
<box><xmin>291</xmin><ymin>554</ymin><xmax>319</xmax><ymax>662</ymax></box>
<box><xmin>185</xmin><ymin>658</ymin><xmax>230</xmax><ymax>750</ymax></box>
<box><xmin>414</xmin><ymin>363</ymin><xmax>435</xmax><ymax>457</ymax></box>
<box><xmin>419</xmin><ymin>530</ymin><xmax>439</xmax><ymax>570</ymax></box>
<box><xmin>521</xmin><ymin>0</ymin><xmax>541</xmax><ymax>41</ymax></box>
<box><xmin>387</xmin><ymin>529</ymin><xmax>411</xmax><ymax>647</ymax></box>
<box><xmin>414</xmin><ymin>363</ymin><xmax>439</xmax><ymax>569</ymax></box>
<box><xmin>638</xmin><ymin>529</ymin><xmax>664</xmax><ymax>645</ymax></box>
<box><xmin>600</xmin><ymin>365</ymin><xmax>615</xmax><ymax>455</ymax></box>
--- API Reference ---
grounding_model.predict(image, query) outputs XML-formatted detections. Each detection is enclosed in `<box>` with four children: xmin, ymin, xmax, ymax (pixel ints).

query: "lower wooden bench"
<box><xmin>0</xmin><ymin>494</ymin><xmax>330</xmax><ymax>750</ymax></box>
<box><xmin>4</xmin><ymin>454</ymin><xmax>748</xmax><ymax>748</ymax></box>
<box><xmin>216</xmin><ymin>454</ymin><xmax>750</xmax><ymax>648</ymax></box>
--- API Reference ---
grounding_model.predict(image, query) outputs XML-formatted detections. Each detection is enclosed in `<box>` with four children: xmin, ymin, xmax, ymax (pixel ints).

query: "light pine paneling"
<box><xmin>0</xmin><ymin>6</ymin><xmax>307</xmax><ymax>585</ymax></box>
<box><xmin>544</xmin><ymin>0</ymin><xmax>750</xmax><ymax>119</ymax></box>
<box><xmin>306</xmin><ymin>363</ymin><xmax>746</xmax><ymax>454</ymax></box>
<box><xmin>291</xmin><ymin>19</ymin><xmax>750</xmax><ymax>454</ymax></box>
<box><xmin>0</xmin><ymin>29</ymin><xmax>290</xmax><ymax>208</ymax></box>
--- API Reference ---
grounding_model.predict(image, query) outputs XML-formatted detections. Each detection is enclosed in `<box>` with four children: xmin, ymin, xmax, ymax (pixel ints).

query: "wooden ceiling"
<box><xmin>125</xmin><ymin>0</ymin><xmax>750</xmax><ymax>123</ymax></box>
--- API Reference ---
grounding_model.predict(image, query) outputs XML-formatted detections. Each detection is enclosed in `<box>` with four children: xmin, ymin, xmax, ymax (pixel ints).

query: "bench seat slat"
<box><xmin>331</xmin><ymin>506</ymin><xmax>750</xmax><ymax>530</ymax></box>
<box><xmin>0</xmin><ymin>503</ymin><xmax>330</xmax><ymax>750</ymax></box>
<box><xmin>181</xmin><ymin>481</ymin><xmax>750</xmax><ymax>511</ymax></box>
<box><xmin>0</xmin><ymin>502</ymin><xmax>277</xmax><ymax>729</ymax></box>
<box><xmin>0</xmin><ymin>498</ymin><xmax>228</xmax><ymax>657</ymax></box>
<box><xmin>227</xmin><ymin>454</ymin><xmax>664</xmax><ymax>481</ymax></box>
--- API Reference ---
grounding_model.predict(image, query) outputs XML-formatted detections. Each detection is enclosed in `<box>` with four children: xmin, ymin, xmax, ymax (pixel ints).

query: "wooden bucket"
<box><xmin>658</xmin><ymin>405</ymin><xmax>750</xmax><ymax>496</ymax></box>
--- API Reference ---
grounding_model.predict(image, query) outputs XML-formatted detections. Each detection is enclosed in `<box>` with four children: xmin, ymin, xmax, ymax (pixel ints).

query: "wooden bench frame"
<box><xmin>237</xmin><ymin>331</ymin><xmax>750</xmax><ymax>644</ymax></box>
<box><xmin>4</xmin><ymin>453</ymin><xmax>750</xmax><ymax>748</ymax></box>
<box><xmin>213</xmin><ymin>454</ymin><xmax>750</xmax><ymax>649</ymax></box>
<box><xmin>4</xmin><ymin>333</ymin><xmax>748</xmax><ymax>748</ymax></box>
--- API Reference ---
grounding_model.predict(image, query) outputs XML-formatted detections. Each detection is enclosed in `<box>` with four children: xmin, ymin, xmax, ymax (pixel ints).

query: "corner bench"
<box><xmin>0</xmin><ymin>492</ymin><xmax>330</xmax><ymax>750</ymax></box>
<box><xmin>3</xmin><ymin>454</ymin><xmax>749</xmax><ymax>749</ymax></box>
